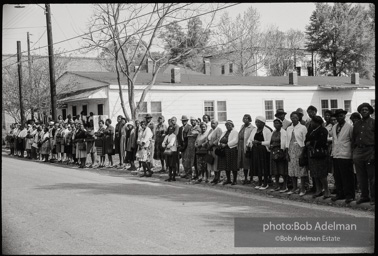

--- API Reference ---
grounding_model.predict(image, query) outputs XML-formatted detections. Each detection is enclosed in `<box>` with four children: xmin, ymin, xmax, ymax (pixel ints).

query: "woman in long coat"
<box><xmin>247</xmin><ymin>116</ymin><xmax>272</xmax><ymax>190</ymax></box>
<box><xmin>237</xmin><ymin>114</ymin><xmax>255</xmax><ymax>185</ymax></box>
<box><xmin>136</xmin><ymin>120</ymin><xmax>153</xmax><ymax>177</ymax></box>
<box><xmin>206</xmin><ymin>120</ymin><xmax>223</xmax><ymax>184</ymax></box>
<box><xmin>305</xmin><ymin>116</ymin><xmax>330</xmax><ymax>199</ymax></box>
<box><xmin>95</xmin><ymin>120</ymin><xmax>106</xmax><ymax>167</ymax></box>
<box><xmin>104</xmin><ymin>119</ymin><xmax>115</xmax><ymax>167</ymax></box>
<box><xmin>182</xmin><ymin>117</ymin><xmax>201</xmax><ymax>179</ymax></box>
<box><xmin>154</xmin><ymin>116</ymin><xmax>168</xmax><ymax>172</ymax></box>
<box><xmin>218</xmin><ymin>120</ymin><xmax>239</xmax><ymax>185</ymax></box>
<box><xmin>125</xmin><ymin>121</ymin><xmax>137</xmax><ymax>171</ymax></box>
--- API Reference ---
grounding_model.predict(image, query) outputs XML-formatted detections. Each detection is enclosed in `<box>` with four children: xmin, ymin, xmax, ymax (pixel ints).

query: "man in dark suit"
<box><xmin>177</xmin><ymin>115</ymin><xmax>192</xmax><ymax>178</ymax></box>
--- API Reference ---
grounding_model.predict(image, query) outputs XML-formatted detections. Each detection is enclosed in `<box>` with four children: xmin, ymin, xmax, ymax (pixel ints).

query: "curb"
<box><xmin>2</xmin><ymin>150</ymin><xmax>375</xmax><ymax>212</ymax></box>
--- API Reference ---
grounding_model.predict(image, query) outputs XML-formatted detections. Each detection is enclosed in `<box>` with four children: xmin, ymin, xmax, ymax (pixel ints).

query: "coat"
<box><xmin>286</xmin><ymin>123</ymin><xmax>307</xmax><ymax>148</ymax></box>
<box><xmin>219</xmin><ymin>129</ymin><xmax>239</xmax><ymax>149</ymax></box>
<box><xmin>331</xmin><ymin>122</ymin><xmax>353</xmax><ymax>159</ymax></box>
<box><xmin>247</xmin><ymin>126</ymin><xmax>272</xmax><ymax>152</ymax></box>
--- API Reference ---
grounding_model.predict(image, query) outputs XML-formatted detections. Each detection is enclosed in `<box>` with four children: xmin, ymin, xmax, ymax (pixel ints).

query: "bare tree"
<box><xmin>83</xmin><ymin>3</ymin><xmax>221</xmax><ymax>120</ymax></box>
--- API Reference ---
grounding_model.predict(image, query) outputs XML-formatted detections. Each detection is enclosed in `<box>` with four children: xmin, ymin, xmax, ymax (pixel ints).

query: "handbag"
<box><xmin>78</xmin><ymin>142</ymin><xmax>86</xmax><ymax>151</ymax></box>
<box><xmin>299</xmin><ymin>147</ymin><xmax>308</xmax><ymax>167</ymax></box>
<box><xmin>163</xmin><ymin>148</ymin><xmax>172</xmax><ymax>156</ymax></box>
<box><xmin>308</xmin><ymin>141</ymin><xmax>328</xmax><ymax>159</ymax></box>
<box><xmin>272</xmin><ymin>148</ymin><xmax>285</xmax><ymax>161</ymax></box>
<box><xmin>204</xmin><ymin>153</ymin><xmax>214</xmax><ymax>164</ymax></box>
<box><xmin>214</xmin><ymin>147</ymin><xmax>225</xmax><ymax>157</ymax></box>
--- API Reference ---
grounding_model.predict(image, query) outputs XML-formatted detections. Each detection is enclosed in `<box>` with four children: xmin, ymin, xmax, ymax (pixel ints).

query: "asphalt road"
<box><xmin>2</xmin><ymin>156</ymin><xmax>374</xmax><ymax>254</ymax></box>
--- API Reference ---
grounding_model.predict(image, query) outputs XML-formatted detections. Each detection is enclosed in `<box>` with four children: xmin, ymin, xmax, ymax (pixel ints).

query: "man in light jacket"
<box><xmin>330</xmin><ymin>109</ymin><xmax>355</xmax><ymax>204</ymax></box>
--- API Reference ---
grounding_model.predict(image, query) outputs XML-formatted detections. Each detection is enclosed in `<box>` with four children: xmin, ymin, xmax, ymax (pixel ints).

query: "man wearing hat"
<box><xmin>330</xmin><ymin>109</ymin><xmax>355</xmax><ymax>204</ymax></box>
<box><xmin>177</xmin><ymin>115</ymin><xmax>192</xmax><ymax>178</ymax></box>
<box><xmin>352</xmin><ymin>103</ymin><xmax>375</xmax><ymax>205</ymax></box>
<box><xmin>145</xmin><ymin>113</ymin><xmax>156</xmax><ymax>169</ymax></box>
<box><xmin>275</xmin><ymin>109</ymin><xmax>292</xmax><ymax>130</ymax></box>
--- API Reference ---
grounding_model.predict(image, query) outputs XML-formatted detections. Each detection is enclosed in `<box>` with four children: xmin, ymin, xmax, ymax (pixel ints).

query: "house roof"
<box><xmin>63</xmin><ymin>71</ymin><xmax>375</xmax><ymax>87</ymax></box>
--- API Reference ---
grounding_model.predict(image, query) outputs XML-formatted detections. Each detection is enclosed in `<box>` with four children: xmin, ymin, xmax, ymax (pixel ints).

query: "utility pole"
<box><xmin>45</xmin><ymin>4</ymin><xmax>57</xmax><ymax>121</ymax></box>
<box><xmin>27</xmin><ymin>32</ymin><xmax>34</xmax><ymax>120</ymax></box>
<box><xmin>17</xmin><ymin>41</ymin><xmax>25</xmax><ymax>125</ymax></box>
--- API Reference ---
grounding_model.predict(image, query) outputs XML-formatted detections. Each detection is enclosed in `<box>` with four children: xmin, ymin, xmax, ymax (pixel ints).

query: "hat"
<box><xmin>274</xmin><ymin>109</ymin><xmax>287</xmax><ymax>117</ymax></box>
<box><xmin>189</xmin><ymin>116</ymin><xmax>196</xmax><ymax>120</ymax></box>
<box><xmin>332</xmin><ymin>109</ymin><xmax>348</xmax><ymax>117</ymax></box>
<box><xmin>295</xmin><ymin>108</ymin><xmax>304</xmax><ymax>117</ymax></box>
<box><xmin>273</xmin><ymin>118</ymin><xmax>283</xmax><ymax>124</ymax></box>
<box><xmin>180</xmin><ymin>115</ymin><xmax>188</xmax><ymax>121</ymax></box>
<box><xmin>255</xmin><ymin>116</ymin><xmax>266</xmax><ymax>123</ymax></box>
<box><xmin>126</xmin><ymin>121</ymin><xmax>134</xmax><ymax>126</ymax></box>
<box><xmin>225</xmin><ymin>120</ymin><xmax>234</xmax><ymax>127</ymax></box>
<box><xmin>357</xmin><ymin>102</ymin><xmax>374</xmax><ymax>114</ymax></box>
<box><xmin>145</xmin><ymin>113</ymin><xmax>153</xmax><ymax>118</ymax></box>
<box><xmin>49</xmin><ymin>121</ymin><xmax>54</xmax><ymax>125</ymax></box>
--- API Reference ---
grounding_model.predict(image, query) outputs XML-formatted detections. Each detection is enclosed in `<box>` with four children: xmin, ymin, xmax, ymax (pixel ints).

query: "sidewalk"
<box><xmin>2</xmin><ymin>148</ymin><xmax>375</xmax><ymax>212</ymax></box>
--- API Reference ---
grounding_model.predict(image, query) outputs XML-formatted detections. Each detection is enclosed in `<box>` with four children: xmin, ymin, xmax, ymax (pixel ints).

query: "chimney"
<box><xmin>289</xmin><ymin>72</ymin><xmax>298</xmax><ymax>85</ymax></box>
<box><xmin>204</xmin><ymin>60</ymin><xmax>210</xmax><ymax>75</ymax></box>
<box><xmin>171</xmin><ymin>68</ymin><xmax>180</xmax><ymax>83</ymax></box>
<box><xmin>351</xmin><ymin>73</ymin><xmax>359</xmax><ymax>85</ymax></box>
<box><xmin>146</xmin><ymin>59</ymin><xmax>153</xmax><ymax>73</ymax></box>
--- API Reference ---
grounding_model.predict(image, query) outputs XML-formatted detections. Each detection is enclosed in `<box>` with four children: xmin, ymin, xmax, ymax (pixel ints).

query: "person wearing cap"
<box><xmin>114</xmin><ymin>115</ymin><xmax>123</xmax><ymax>167</ymax></box>
<box><xmin>206</xmin><ymin>120</ymin><xmax>223</xmax><ymax>184</ymax></box>
<box><xmin>305</xmin><ymin>116</ymin><xmax>330</xmax><ymax>199</ymax></box>
<box><xmin>330</xmin><ymin>109</ymin><xmax>355</xmax><ymax>204</ymax></box>
<box><xmin>286</xmin><ymin>111</ymin><xmax>308</xmax><ymax>195</ymax></box>
<box><xmin>275</xmin><ymin>109</ymin><xmax>291</xmax><ymax>130</ymax></box>
<box><xmin>125</xmin><ymin>121</ymin><xmax>137</xmax><ymax>171</ymax></box>
<box><xmin>145</xmin><ymin>113</ymin><xmax>156</xmax><ymax>169</ymax></box>
<box><xmin>182</xmin><ymin>117</ymin><xmax>201</xmax><ymax>180</ymax></box>
<box><xmin>136</xmin><ymin>120</ymin><xmax>154</xmax><ymax>177</ymax></box>
<box><xmin>269</xmin><ymin>118</ymin><xmax>288</xmax><ymax>192</ymax></box>
<box><xmin>352</xmin><ymin>103</ymin><xmax>375</xmax><ymax>205</ymax></box>
<box><xmin>237</xmin><ymin>114</ymin><xmax>255</xmax><ymax>185</ymax></box>
<box><xmin>154</xmin><ymin>116</ymin><xmax>168</xmax><ymax>173</ymax></box>
<box><xmin>295</xmin><ymin>108</ymin><xmax>306</xmax><ymax>125</ymax></box>
<box><xmin>162</xmin><ymin>126</ymin><xmax>179</xmax><ymax>181</ymax></box>
<box><xmin>178</xmin><ymin>115</ymin><xmax>192</xmax><ymax>178</ymax></box>
<box><xmin>247</xmin><ymin>116</ymin><xmax>272</xmax><ymax>189</ymax></box>
<box><xmin>217</xmin><ymin>120</ymin><xmax>239</xmax><ymax>185</ymax></box>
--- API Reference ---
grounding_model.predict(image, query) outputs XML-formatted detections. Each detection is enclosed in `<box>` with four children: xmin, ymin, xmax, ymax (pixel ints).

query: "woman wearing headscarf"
<box><xmin>269</xmin><ymin>119</ymin><xmax>288</xmax><ymax>192</ymax></box>
<box><xmin>194</xmin><ymin>122</ymin><xmax>210</xmax><ymax>183</ymax></box>
<box><xmin>137</xmin><ymin>120</ymin><xmax>154</xmax><ymax>177</ymax></box>
<box><xmin>182</xmin><ymin>117</ymin><xmax>201</xmax><ymax>180</ymax></box>
<box><xmin>286</xmin><ymin>111</ymin><xmax>308</xmax><ymax>195</ymax></box>
<box><xmin>162</xmin><ymin>126</ymin><xmax>178</xmax><ymax>181</ymax></box>
<box><xmin>154</xmin><ymin>116</ymin><xmax>168</xmax><ymax>172</ymax></box>
<box><xmin>74</xmin><ymin>122</ymin><xmax>87</xmax><ymax>168</ymax></box>
<box><xmin>104</xmin><ymin>119</ymin><xmax>115</xmax><ymax>167</ymax></box>
<box><xmin>125</xmin><ymin>121</ymin><xmax>137</xmax><ymax>171</ymax></box>
<box><xmin>218</xmin><ymin>120</ymin><xmax>239</xmax><ymax>185</ymax></box>
<box><xmin>237</xmin><ymin>114</ymin><xmax>255</xmax><ymax>185</ymax></box>
<box><xmin>247</xmin><ymin>116</ymin><xmax>272</xmax><ymax>190</ymax></box>
<box><xmin>305</xmin><ymin>116</ymin><xmax>330</xmax><ymax>199</ymax></box>
<box><xmin>40</xmin><ymin>127</ymin><xmax>51</xmax><ymax>162</ymax></box>
<box><xmin>206</xmin><ymin>120</ymin><xmax>223</xmax><ymax>184</ymax></box>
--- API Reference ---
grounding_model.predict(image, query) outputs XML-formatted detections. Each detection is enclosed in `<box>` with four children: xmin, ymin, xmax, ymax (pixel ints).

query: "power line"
<box><xmin>3</xmin><ymin>3</ymin><xmax>185</xmax><ymax>60</ymax></box>
<box><xmin>3</xmin><ymin>3</ymin><xmax>241</xmax><ymax>68</ymax></box>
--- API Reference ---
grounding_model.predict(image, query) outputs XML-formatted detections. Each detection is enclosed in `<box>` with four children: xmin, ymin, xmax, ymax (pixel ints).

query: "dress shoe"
<box><xmin>259</xmin><ymin>185</ymin><xmax>269</xmax><ymax>190</ymax></box>
<box><xmin>331</xmin><ymin>195</ymin><xmax>345</xmax><ymax>202</ymax></box>
<box><xmin>222</xmin><ymin>180</ymin><xmax>231</xmax><ymax>185</ymax></box>
<box><xmin>164</xmin><ymin>178</ymin><xmax>171</xmax><ymax>182</ymax></box>
<box><xmin>274</xmin><ymin>187</ymin><xmax>281</xmax><ymax>191</ymax></box>
<box><xmin>140</xmin><ymin>174</ymin><xmax>146</xmax><ymax>177</ymax></box>
<box><xmin>171</xmin><ymin>177</ymin><xmax>176</xmax><ymax>181</ymax></box>
<box><xmin>231</xmin><ymin>182</ymin><xmax>237</xmax><ymax>185</ymax></box>
<box><xmin>345</xmin><ymin>198</ymin><xmax>354</xmax><ymax>204</ymax></box>
<box><xmin>180</xmin><ymin>174</ymin><xmax>189</xmax><ymax>179</ymax></box>
<box><xmin>312</xmin><ymin>192</ymin><xmax>324</xmax><ymax>199</ymax></box>
<box><xmin>299</xmin><ymin>191</ymin><xmax>306</xmax><ymax>197</ymax></box>
<box><xmin>323</xmin><ymin>195</ymin><xmax>330</xmax><ymax>200</ymax></box>
<box><xmin>356</xmin><ymin>198</ymin><xmax>370</xmax><ymax>204</ymax></box>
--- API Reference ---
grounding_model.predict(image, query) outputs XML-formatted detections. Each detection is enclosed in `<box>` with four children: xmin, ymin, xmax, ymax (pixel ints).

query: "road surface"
<box><xmin>2</xmin><ymin>156</ymin><xmax>374</xmax><ymax>254</ymax></box>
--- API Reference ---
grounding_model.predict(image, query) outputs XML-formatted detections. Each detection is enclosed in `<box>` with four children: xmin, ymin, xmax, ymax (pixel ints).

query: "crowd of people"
<box><xmin>5</xmin><ymin>102</ymin><xmax>375</xmax><ymax>206</ymax></box>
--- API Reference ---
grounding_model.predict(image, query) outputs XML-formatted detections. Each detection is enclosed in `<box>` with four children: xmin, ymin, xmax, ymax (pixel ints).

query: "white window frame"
<box><xmin>264</xmin><ymin>99</ymin><xmax>285</xmax><ymax>121</ymax></box>
<box><xmin>203</xmin><ymin>100</ymin><xmax>227</xmax><ymax>123</ymax></box>
<box><xmin>344</xmin><ymin>100</ymin><xmax>352</xmax><ymax>113</ymax></box>
<box><xmin>320</xmin><ymin>99</ymin><xmax>338</xmax><ymax>116</ymax></box>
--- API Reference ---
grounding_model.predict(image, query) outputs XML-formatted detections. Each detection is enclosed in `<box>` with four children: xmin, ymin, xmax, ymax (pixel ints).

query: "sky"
<box><xmin>2</xmin><ymin>3</ymin><xmax>317</xmax><ymax>59</ymax></box>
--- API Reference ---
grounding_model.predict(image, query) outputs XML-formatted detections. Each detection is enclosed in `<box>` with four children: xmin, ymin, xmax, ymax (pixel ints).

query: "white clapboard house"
<box><xmin>56</xmin><ymin>69</ymin><xmax>375</xmax><ymax>129</ymax></box>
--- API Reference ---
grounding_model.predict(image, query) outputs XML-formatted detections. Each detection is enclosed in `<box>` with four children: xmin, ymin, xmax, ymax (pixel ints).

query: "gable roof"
<box><xmin>62</xmin><ymin>71</ymin><xmax>375</xmax><ymax>87</ymax></box>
